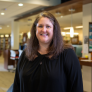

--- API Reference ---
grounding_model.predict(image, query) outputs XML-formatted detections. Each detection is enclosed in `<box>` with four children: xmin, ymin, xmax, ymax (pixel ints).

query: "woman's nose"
<box><xmin>42</xmin><ymin>26</ymin><xmax>46</xmax><ymax>32</ymax></box>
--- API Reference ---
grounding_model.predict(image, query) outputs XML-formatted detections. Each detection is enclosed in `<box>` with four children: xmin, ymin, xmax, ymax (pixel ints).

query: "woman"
<box><xmin>13</xmin><ymin>11</ymin><xmax>83</xmax><ymax>92</ymax></box>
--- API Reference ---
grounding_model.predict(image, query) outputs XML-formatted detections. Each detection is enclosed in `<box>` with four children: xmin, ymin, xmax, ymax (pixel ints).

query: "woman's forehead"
<box><xmin>37</xmin><ymin>17</ymin><xmax>54</xmax><ymax>25</ymax></box>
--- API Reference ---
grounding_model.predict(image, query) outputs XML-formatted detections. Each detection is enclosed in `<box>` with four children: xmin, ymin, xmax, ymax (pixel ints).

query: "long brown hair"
<box><xmin>25</xmin><ymin>11</ymin><xmax>73</xmax><ymax>61</ymax></box>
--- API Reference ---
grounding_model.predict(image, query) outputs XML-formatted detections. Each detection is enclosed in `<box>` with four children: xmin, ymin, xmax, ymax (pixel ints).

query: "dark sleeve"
<box><xmin>12</xmin><ymin>51</ymin><xmax>25</xmax><ymax>92</ymax></box>
<box><xmin>64</xmin><ymin>49</ymin><xmax>83</xmax><ymax>92</ymax></box>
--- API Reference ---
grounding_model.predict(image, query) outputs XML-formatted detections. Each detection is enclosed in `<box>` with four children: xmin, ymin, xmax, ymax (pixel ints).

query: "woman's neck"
<box><xmin>38</xmin><ymin>43</ymin><xmax>49</xmax><ymax>54</ymax></box>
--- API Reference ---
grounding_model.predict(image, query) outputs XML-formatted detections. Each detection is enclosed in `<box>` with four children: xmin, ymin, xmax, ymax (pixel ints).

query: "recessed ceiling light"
<box><xmin>55</xmin><ymin>12</ymin><xmax>61</xmax><ymax>15</ymax></box>
<box><xmin>0</xmin><ymin>27</ymin><xmax>2</xmax><ymax>29</ymax></box>
<box><xmin>75</xmin><ymin>26</ymin><xmax>83</xmax><ymax>28</ymax></box>
<box><xmin>61</xmin><ymin>32</ymin><xmax>66</xmax><ymax>36</ymax></box>
<box><xmin>5</xmin><ymin>34</ymin><xmax>9</xmax><ymax>37</ymax></box>
<box><xmin>18</xmin><ymin>3</ymin><xmax>23</xmax><ymax>6</ymax></box>
<box><xmin>61</xmin><ymin>16</ymin><xmax>63</xmax><ymax>18</ymax></box>
<box><xmin>1</xmin><ymin>12</ymin><xmax>5</xmax><ymax>15</ymax></box>
<box><xmin>7</xmin><ymin>25</ymin><xmax>9</xmax><ymax>27</ymax></box>
<box><xmin>63</xmin><ymin>27</ymin><xmax>71</xmax><ymax>30</ymax></box>
<box><xmin>1</xmin><ymin>35</ymin><xmax>4</xmax><ymax>37</ymax></box>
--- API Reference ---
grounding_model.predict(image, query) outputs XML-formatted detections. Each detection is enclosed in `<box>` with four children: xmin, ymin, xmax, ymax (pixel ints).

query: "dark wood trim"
<box><xmin>79</xmin><ymin>61</ymin><xmax>92</xmax><ymax>67</ymax></box>
<box><xmin>14</xmin><ymin>0</ymin><xmax>81</xmax><ymax>21</ymax></box>
<box><xmin>14</xmin><ymin>0</ymin><xmax>92</xmax><ymax>21</ymax></box>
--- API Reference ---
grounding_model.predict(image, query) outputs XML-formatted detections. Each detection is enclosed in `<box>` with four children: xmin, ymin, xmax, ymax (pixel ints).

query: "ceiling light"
<box><xmin>69</xmin><ymin>8</ymin><xmax>75</xmax><ymax>12</ymax></box>
<box><xmin>5</xmin><ymin>34</ymin><xmax>9</xmax><ymax>37</ymax></box>
<box><xmin>63</xmin><ymin>27</ymin><xmax>71</xmax><ymax>30</ymax></box>
<box><xmin>70</xmin><ymin>27</ymin><xmax>74</xmax><ymax>37</ymax></box>
<box><xmin>1</xmin><ymin>12</ymin><xmax>5</xmax><ymax>15</ymax></box>
<box><xmin>1</xmin><ymin>35</ymin><xmax>4</xmax><ymax>37</ymax></box>
<box><xmin>66</xmin><ymin>32</ymin><xmax>79</xmax><ymax>35</ymax></box>
<box><xmin>18</xmin><ymin>3</ymin><xmax>23</xmax><ymax>6</ymax></box>
<box><xmin>7</xmin><ymin>25</ymin><xmax>9</xmax><ymax>27</ymax></box>
<box><xmin>66</xmin><ymin>32</ymin><xmax>70</xmax><ymax>34</ymax></box>
<box><xmin>69</xmin><ymin>8</ymin><xmax>74</xmax><ymax>37</ymax></box>
<box><xmin>74</xmin><ymin>33</ymin><xmax>79</xmax><ymax>35</ymax></box>
<box><xmin>75</xmin><ymin>26</ymin><xmax>83</xmax><ymax>28</ymax></box>
<box><xmin>0</xmin><ymin>27</ymin><xmax>2</xmax><ymax>29</ymax></box>
<box><xmin>55</xmin><ymin>12</ymin><xmax>61</xmax><ymax>15</ymax></box>
<box><xmin>61</xmin><ymin>16</ymin><xmax>63</xmax><ymax>18</ymax></box>
<box><xmin>61</xmin><ymin>32</ymin><xmax>66</xmax><ymax>36</ymax></box>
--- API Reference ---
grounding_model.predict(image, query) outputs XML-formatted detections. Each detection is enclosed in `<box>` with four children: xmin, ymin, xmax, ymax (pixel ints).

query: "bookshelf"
<box><xmin>0</xmin><ymin>34</ymin><xmax>11</xmax><ymax>52</ymax></box>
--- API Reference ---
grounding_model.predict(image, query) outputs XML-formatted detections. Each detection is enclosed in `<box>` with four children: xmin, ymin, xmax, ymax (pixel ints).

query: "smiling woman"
<box><xmin>36</xmin><ymin>17</ymin><xmax>53</xmax><ymax>51</ymax></box>
<box><xmin>13</xmin><ymin>11</ymin><xmax>83</xmax><ymax>92</ymax></box>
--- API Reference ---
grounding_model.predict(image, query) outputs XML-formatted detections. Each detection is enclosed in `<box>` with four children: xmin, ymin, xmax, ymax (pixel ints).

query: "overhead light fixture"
<box><xmin>74</xmin><ymin>33</ymin><xmax>79</xmax><ymax>35</ymax></box>
<box><xmin>1</xmin><ymin>12</ymin><xmax>5</xmax><ymax>15</ymax></box>
<box><xmin>70</xmin><ymin>27</ymin><xmax>74</xmax><ymax>37</ymax></box>
<box><xmin>1</xmin><ymin>35</ymin><xmax>4</xmax><ymax>37</ymax></box>
<box><xmin>0</xmin><ymin>27</ymin><xmax>2</xmax><ymax>29</ymax></box>
<box><xmin>61</xmin><ymin>32</ymin><xmax>66</xmax><ymax>36</ymax></box>
<box><xmin>7</xmin><ymin>25</ymin><xmax>9</xmax><ymax>27</ymax></box>
<box><xmin>69</xmin><ymin>8</ymin><xmax>75</xmax><ymax>37</ymax></box>
<box><xmin>75</xmin><ymin>26</ymin><xmax>83</xmax><ymax>28</ymax></box>
<box><xmin>61</xmin><ymin>16</ymin><xmax>63</xmax><ymax>18</ymax></box>
<box><xmin>55</xmin><ymin>11</ymin><xmax>61</xmax><ymax>15</ymax></box>
<box><xmin>5</xmin><ymin>34</ymin><xmax>9</xmax><ymax>37</ymax></box>
<box><xmin>18</xmin><ymin>3</ymin><xmax>23</xmax><ymax>6</ymax></box>
<box><xmin>66</xmin><ymin>32</ymin><xmax>70</xmax><ymax>34</ymax></box>
<box><xmin>64</xmin><ymin>27</ymin><xmax>71</xmax><ymax>30</ymax></box>
<box><xmin>69</xmin><ymin>9</ymin><xmax>75</xmax><ymax>12</ymax></box>
<box><xmin>66</xmin><ymin>32</ymin><xmax>79</xmax><ymax>35</ymax></box>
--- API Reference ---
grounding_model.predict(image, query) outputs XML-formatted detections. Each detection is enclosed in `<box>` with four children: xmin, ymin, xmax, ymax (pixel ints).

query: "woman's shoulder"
<box><xmin>62</xmin><ymin>48</ymin><xmax>75</xmax><ymax>56</ymax></box>
<box><xmin>60</xmin><ymin>48</ymin><xmax>78</xmax><ymax>62</ymax></box>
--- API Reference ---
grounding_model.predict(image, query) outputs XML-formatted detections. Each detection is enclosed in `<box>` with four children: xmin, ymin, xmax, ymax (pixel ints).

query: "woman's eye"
<box><xmin>38</xmin><ymin>25</ymin><xmax>43</xmax><ymax>28</ymax></box>
<box><xmin>46</xmin><ymin>26</ymin><xmax>50</xmax><ymax>28</ymax></box>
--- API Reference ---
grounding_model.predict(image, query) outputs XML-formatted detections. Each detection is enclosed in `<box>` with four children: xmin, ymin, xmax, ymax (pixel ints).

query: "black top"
<box><xmin>13</xmin><ymin>48</ymin><xmax>83</xmax><ymax>92</ymax></box>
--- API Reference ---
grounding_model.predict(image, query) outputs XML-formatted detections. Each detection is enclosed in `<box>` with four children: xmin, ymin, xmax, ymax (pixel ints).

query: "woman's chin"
<box><xmin>40</xmin><ymin>40</ymin><xmax>49</xmax><ymax>44</ymax></box>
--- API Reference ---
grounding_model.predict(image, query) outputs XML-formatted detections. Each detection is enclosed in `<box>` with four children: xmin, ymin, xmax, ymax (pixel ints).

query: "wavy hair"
<box><xmin>25</xmin><ymin>11</ymin><xmax>73</xmax><ymax>61</ymax></box>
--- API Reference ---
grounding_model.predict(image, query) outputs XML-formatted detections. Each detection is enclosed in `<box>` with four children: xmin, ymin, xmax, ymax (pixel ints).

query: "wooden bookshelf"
<box><xmin>0</xmin><ymin>34</ymin><xmax>11</xmax><ymax>55</ymax></box>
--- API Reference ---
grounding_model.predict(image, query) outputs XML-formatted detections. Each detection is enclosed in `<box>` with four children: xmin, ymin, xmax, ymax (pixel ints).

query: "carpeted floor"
<box><xmin>0</xmin><ymin>71</ymin><xmax>15</xmax><ymax>92</ymax></box>
<box><xmin>0</xmin><ymin>54</ymin><xmax>15</xmax><ymax>92</ymax></box>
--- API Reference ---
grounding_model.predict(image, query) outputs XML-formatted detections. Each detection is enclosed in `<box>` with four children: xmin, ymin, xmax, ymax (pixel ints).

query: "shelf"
<box><xmin>0</xmin><ymin>34</ymin><xmax>11</xmax><ymax>50</ymax></box>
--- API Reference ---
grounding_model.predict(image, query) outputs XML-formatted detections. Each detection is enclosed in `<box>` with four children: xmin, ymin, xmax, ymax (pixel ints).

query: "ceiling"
<box><xmin>0</xmin><ymin>0</ymin><xmax>90</xmax><ymax>34</ymax></box>
<box><xmin>0</xmin><ymin>1</ymin><xmax>46</xmax><ymax>25</ymax></box>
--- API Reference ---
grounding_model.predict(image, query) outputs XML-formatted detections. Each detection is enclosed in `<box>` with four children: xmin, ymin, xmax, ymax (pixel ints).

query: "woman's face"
<box><xmin>36</xmin><ymin>17</ymin><xmax>53</xmax><ymax>45</ymax></box>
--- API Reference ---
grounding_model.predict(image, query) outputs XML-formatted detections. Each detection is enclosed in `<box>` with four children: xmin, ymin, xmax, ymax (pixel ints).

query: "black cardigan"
<box><xmin>13</xmin><ymin>48</ymin><xmax>83</xmax><ymax>92</ymax></box>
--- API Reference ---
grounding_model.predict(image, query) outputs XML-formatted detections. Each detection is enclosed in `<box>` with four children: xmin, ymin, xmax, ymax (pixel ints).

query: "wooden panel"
<box><xmin>14</xmin><ymin>0</ymin><xmax>92</xmax><ymax>21</ymax></box>
<box><xmin>79</xmin><ymin>57</ymin><xmax>92</xmax><ymax>67</ymax></box>
<box><xmin>79</xmin><ymin>61</ymin><xmax>92</xmax><ymax>67</ymax></box>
